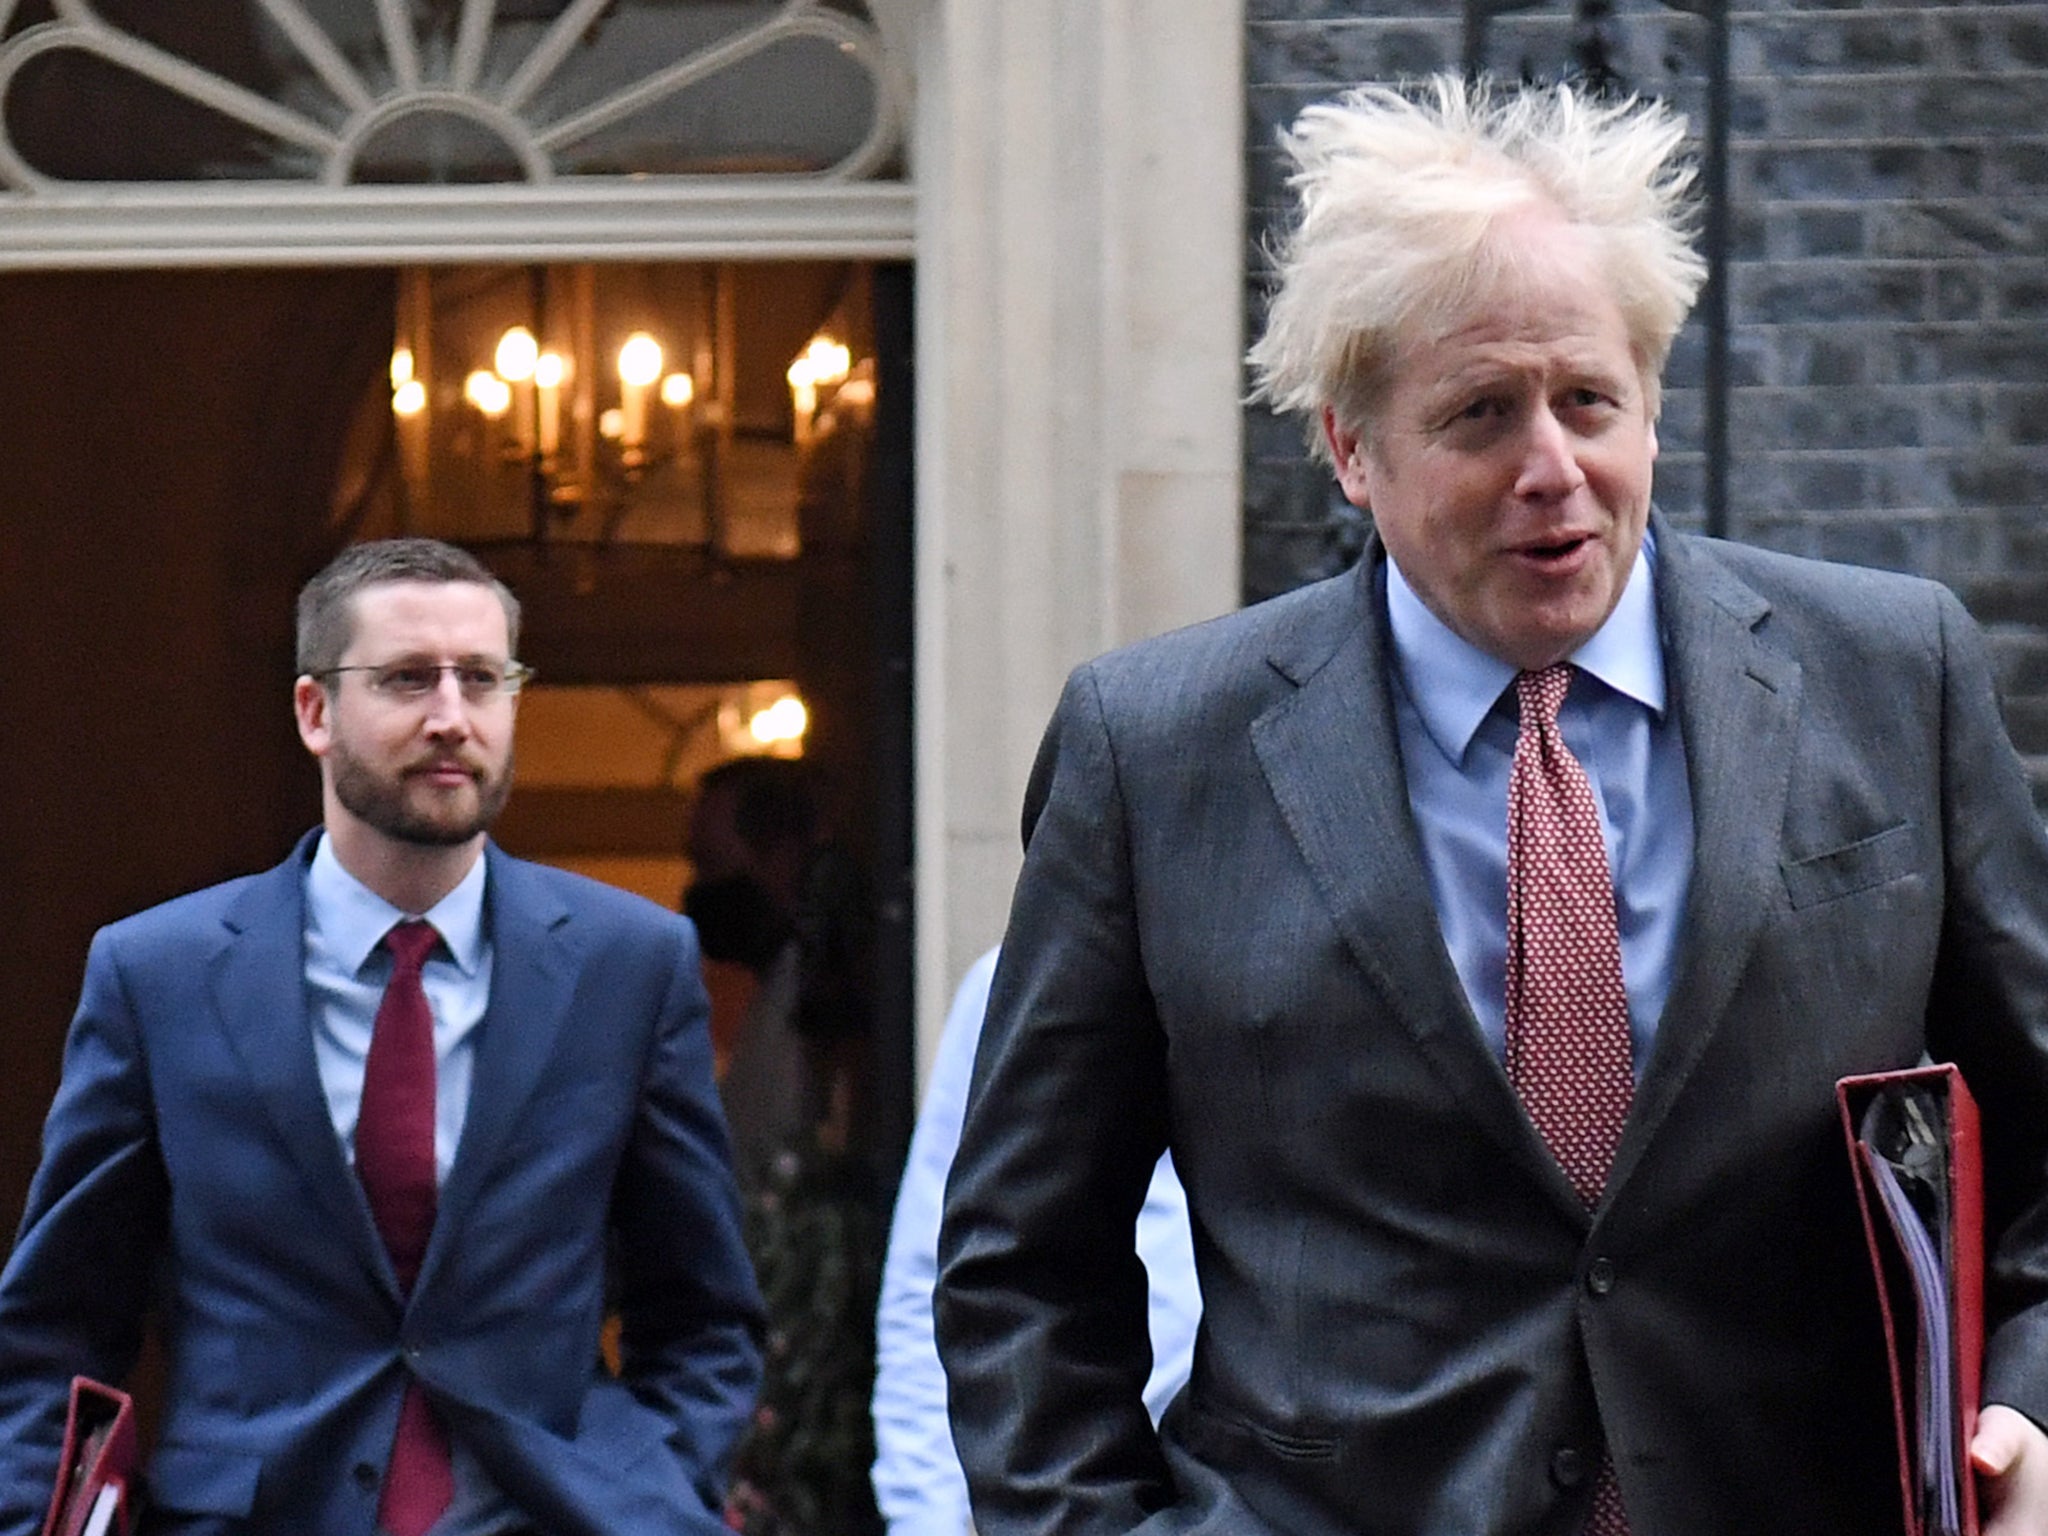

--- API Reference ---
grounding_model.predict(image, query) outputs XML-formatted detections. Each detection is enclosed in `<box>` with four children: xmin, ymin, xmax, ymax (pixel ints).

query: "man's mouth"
<box><xmin>1514</xmin><ymin>533</ymin><xmax>1595</xmax><ymax>566</ymax></box>
<box><xmin>410</xmin><ymin>760</ymin><xmax>478</xmax><ymax>786</ymax></box>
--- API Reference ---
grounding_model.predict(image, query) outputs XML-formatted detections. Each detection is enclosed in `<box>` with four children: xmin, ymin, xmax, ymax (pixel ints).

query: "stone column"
<box><xmin>913</xmin><ymin>0</ymin><xmax>1245</xmax><ymax>1076</ymax></box>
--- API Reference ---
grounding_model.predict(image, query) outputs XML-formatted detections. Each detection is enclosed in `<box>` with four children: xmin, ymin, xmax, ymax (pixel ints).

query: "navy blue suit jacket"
<box><xmin>0</xmin><ymin>833</ymin><xmax>763</xmax><ymax>1536</ymax></box>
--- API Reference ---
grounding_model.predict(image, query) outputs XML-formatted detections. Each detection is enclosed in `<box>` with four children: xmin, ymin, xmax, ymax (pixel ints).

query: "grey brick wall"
<box><xmin>1244</xmin><ymin>1</ymin><xmax>2048</xmax><ymax>803</ymax></box>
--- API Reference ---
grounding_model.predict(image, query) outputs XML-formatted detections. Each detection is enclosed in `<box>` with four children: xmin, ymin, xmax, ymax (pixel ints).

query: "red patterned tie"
<box><xmin>357</xmin><ymin>919</ymin><xmax>454</xmax><ymax>1536</ymax></box>
<box><xmin>1504</xmin><ymin>665</ymin><xmax>1633</xmax><ymax>1536</ymax></box>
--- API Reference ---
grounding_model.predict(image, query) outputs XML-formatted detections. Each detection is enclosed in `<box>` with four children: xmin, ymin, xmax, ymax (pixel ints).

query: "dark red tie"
<box><xmin>1504</xmin><ymin>666</ymin><xmax>1633</xmax><ymax>1536</ymax></box>
<box><xmin>358</xmin><ymin>919</ymin><xmax>453</xmax><ymax>1536</ymax></box>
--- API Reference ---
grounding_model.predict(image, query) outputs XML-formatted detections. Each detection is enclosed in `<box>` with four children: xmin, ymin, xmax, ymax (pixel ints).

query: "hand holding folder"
<box><xmin>1838</xmin><ymin>1064</ymin><xmax>1984</xmax><ymax>1536</ymax></box>
<box><xmin>39</xmin><ymin>1377</ymin><xmax>135</xmax><ymax>1536</ymax></box>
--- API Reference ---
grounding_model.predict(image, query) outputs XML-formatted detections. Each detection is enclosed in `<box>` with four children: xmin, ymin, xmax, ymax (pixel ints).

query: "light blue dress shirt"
<box><xmin>304</xmin><ymin>834</ymin><xmax>491</xmax><ymax>1183</ymax></box>
<box><xmin>1384</xmin><ymin>535</ymin><xmax>1695</xmax><ymax>1073</ymax></box>
<box><xmin>302</xmin><ymin>834</ymin><xmax>518</xmax><ymax>1536</ymax></box>
<box><xmin>871</xmin><ymin>949</ymin><xmax>1202</xmax><ymax>1536</ymax></box>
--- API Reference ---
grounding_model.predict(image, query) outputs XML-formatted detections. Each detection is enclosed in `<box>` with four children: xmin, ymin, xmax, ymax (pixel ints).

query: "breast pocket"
<box><xmin>1780</xmin><ymin>821</ymin><xmax>1923</xmax><ymax>910</ymax></box>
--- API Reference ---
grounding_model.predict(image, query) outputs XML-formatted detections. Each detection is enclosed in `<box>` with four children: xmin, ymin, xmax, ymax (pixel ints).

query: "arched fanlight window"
<box><xmin>0</xmin><ymin>0</ymin><xmax>906</xmax><ymax>185</ymax></box>
<box><xmin>0</xmin><ymin>0</ymin><xmax>915</xmax><ymax>263</ymax></box>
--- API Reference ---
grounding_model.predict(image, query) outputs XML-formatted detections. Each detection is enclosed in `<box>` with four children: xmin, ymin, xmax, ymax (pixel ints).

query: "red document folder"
<box><xmin>38</xmin><ymin>1377</ymin><xmax>136</xmax><ymax>1536</ymax></box>
<box><xmin>1838</xmin><ymin>1064</ymin><xmax>1984</xmax><ymax>1536</ymax></box>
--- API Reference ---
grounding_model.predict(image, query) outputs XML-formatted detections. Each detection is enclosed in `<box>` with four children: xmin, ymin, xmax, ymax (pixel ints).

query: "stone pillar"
<box><xmin>913</xmin><ymin>0</ymin><xmax>1245</xmax><ymax>1077</ymax></box>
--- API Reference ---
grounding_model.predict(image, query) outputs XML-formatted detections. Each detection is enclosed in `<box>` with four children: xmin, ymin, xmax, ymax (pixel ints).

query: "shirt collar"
<box><xmin>1385</xmin><ymin>527</ymin><xmax>1667</xmax><ymax>768</ymax></box>
<box><xmin>306</xmin><ymin>832</ymin><xmax>489</xmax><ymax>978</ymax></box>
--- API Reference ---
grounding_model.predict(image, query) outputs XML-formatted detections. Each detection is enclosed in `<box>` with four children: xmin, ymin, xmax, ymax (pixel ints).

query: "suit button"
<box><xmin>1551</xmin><ymin>1447</ymin><xmax>1588</xmax><ymax>1488</ymax></box>
<box><xmin>352</xmin><ymin>1461</ymin><xmax>378</xmax><ymax>1491</ymax></box>
<box><xmin>1586</xmin><ymin>1257</ymin><xmax>1616</xmax><ymax>1296</ymax></box>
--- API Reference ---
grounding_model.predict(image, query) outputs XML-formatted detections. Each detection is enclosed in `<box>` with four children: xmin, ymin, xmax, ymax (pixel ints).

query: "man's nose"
<box><xmin>1514</xmin><ymin>407</ymin><xmax>1588</xmax><ymax>500</ymax></box>
<box><xmin>421</xmin><ymin>671</ymin><xmax>473</xmax><ymax>732</ymax></box>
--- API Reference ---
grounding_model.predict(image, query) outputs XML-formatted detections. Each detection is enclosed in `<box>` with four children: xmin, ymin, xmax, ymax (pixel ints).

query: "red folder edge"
<box><xmin>38</xmin><ymin>1376</ymin><xmax>136</xmax><ymax>1536</ymax></box>
<box><xmin>1837</xmin><ymin>1063</ymin><xmax>1984</xmax><ymax>1536</ymax></box>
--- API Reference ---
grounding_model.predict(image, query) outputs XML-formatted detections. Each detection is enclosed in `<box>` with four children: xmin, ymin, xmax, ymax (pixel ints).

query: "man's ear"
<box><xmin>293</xmin><ymin>675</ymin><xmax>333</xmax><ymax>759</ymax></box>
<box><xmin>1323</xmin><ymin>407</ymin><xmax>1373</xmax><ymax>510</ymax></box>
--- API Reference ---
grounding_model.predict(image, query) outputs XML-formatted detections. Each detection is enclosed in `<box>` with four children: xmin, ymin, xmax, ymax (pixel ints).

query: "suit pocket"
<box><xmin>1781</xmin><ymin>821</ymin><xmax>1922</xmax><ymax>910</ymax></box>
<box><xmin>1183</xmin><ymin>1399</ymin><xmax>1337</xmax><ymax>1465</ymax></box>
<box><xmin>573</xmin><ymin>1378</ymin><xmax>676</xmax><ymax>1473</ymax></box>
<box><xmin>144</xmin><ymin>1442</ymin><xmax>264</xmax><ymax>1515</ymax></box>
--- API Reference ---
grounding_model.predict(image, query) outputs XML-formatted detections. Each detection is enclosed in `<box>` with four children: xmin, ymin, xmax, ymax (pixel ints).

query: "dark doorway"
<box><xmin>0</xmin><ymin>255</ymin><xmax>915</xmax><ymax>1271</ymax></box>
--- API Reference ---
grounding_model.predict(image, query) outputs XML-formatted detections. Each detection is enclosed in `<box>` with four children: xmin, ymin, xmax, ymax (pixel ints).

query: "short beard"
<box><xmin>329</xmin><ymin>740</ymin><xmax>514</xmax><ymax>847</ymax></box>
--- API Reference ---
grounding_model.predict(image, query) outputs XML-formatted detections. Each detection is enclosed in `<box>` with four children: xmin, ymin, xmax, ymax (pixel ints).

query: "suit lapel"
<box><xmin>208</xmin><ymin>834</ymin><xmax>389</xmax><ymax>1284</ymax></box>
<box><xmin>1250</xmin><ymin>554</ymin><xmax>1570</xmax><ymax>1203</ymax></box>
<box><xmin>1604</xmin><ymin>530</ymin><xmax>1803</xmax><ymax>1197</ymax></box>
<box><xmin>418</xmin><ymin>844</ymin><xmax>575</xmax><ymax>1297</ymax></box>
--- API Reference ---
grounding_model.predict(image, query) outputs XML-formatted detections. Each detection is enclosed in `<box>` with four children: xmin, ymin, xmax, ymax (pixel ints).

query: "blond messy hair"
<box><xmin>1247</xmin><ymin>75</ymin><xmax>1708</xmax><ymax>465</ymax></box>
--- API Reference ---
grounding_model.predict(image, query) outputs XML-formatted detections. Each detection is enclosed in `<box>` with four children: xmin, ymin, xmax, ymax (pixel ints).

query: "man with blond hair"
<box><xmin>937</xmin><ymin>77</ymin><xmax>2048</xmax><ymax>1535</ymax></box>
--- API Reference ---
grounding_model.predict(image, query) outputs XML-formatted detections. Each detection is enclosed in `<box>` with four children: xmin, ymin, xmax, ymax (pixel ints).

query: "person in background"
<box><xmin>0</xmin><ymin>537</ymin><xmax>761</xmax><ymax>1536</ymax></box>
<box><xmin>871</xmin><ymin>948</ymin><xmax>1199</xmax><ymax>1535</ymax></box>
<box><xmin>688</xmin><ymin>754</ymin><xmax>887</xmax><ymax>1536</ymax></box>
<box><xmin>936</xmin><ymin>76</ymin><xmax>2048</xmax><ymax>1535</ymax></box>
<box><xmin>686</xmin><ymin>754</ymin><xmax>874</xmax><ymax>1191</ymax></box>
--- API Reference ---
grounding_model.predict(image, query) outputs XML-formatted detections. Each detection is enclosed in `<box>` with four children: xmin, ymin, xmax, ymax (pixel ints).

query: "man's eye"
<box><xmin>1444</xmin><ymin>397</ymin><xmax>1506</xmax><ymax>428</ymax></box>
<box><xmin>458</xmin><ymin>665</ymin><xmax>505</xmax><ymax>693</ymax></box>
<box><xmin>378</xmin><ymin>665</ymin><xmax>441</xmax><ymax>694</ymax></box>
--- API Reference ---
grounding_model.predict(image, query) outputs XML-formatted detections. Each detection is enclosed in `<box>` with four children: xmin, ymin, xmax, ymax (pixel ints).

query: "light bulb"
<box><xmin>748</xmin><ymin>696</ymin><xmax>809</xmax><ymax>745</ymax></box>
<box><xmin>495</xmin><ymin>326</ymin><xmax>539</xmax><ymax>383</ymax></box>
<box><xmin>465</xmin><ymin>370</ymin><xmax>511</xmax><ymax>417</ymax></box>
<box><xmin>618</xmin><ymin>333</ymin><xmax>664</xmax><ymax>388</ymax></box>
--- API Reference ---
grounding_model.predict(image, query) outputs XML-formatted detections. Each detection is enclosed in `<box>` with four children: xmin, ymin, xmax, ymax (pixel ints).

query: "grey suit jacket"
<box><xmin>936</xmin><ymin>525</ymin><xmax>2048</xmax><ymax>1536</ymax></box>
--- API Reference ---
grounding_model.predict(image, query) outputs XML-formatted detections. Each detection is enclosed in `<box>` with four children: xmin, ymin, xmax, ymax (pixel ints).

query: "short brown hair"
<box><xmin>295</xmin><ymin>538</ymin><xmax>521</xmax><ymax>676</ymax></box>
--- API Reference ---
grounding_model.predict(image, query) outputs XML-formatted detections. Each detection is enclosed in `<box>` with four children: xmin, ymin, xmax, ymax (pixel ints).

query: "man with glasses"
<box><xmin>0</xmin><ymin>538</ymin><xmax>763</xmax><ymax>1536</ymax></box>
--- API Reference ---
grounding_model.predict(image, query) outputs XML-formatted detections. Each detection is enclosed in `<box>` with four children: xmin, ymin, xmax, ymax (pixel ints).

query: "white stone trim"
<box><xmin>0</xmin><ymin>181</ymin><xmax>915</xmax><ymax>267</ymax></box>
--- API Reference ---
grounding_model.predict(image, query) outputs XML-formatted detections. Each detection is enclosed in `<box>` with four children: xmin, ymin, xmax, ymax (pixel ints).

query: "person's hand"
<box><xmin>1973</xmin><ymin>1403</ymin><xmax>2048</xmax><ymax>1533</ymax></box>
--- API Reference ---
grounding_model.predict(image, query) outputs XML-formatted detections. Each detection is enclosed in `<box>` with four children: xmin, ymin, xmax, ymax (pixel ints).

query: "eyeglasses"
<box><xmin>314</xmin><ymin>660</ymin><xmax>534</xmax><ymax>701</ymax></box>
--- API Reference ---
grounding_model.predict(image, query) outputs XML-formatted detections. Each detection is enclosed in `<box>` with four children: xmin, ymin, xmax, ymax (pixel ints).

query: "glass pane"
<box><xmin>479</xmin><ymin>2</ymin><xmax>783</xmax><ymax>114</ymax></box>
<box><xmin>352</xmin><ymin>113</ymin><xmax>531</xmax><ymax>185</ymax></box>
<box><xmin>541</xmin><ymin>32</ymin><xmax>879</xmax><ymax>177</ymax></box>
<box><xmin>6</xmin><ymin>47</ymin><xmax>316</xmax><ymax>180</ymax></box>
